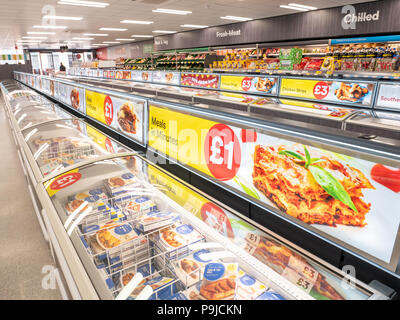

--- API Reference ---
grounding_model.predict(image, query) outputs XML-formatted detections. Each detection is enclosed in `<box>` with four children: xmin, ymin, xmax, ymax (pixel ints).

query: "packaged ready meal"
<box><xmin>105</xmin><ymin>172</ymin><xmax>141</xmax><ymax>197</ymax></box>
<box><xmin>136</xmin><ymin>210</ymin><xmax>180</xmax><ymax>233</ymax></box>
<box><xmin>65</xmin><ymin>187</ymin><xmax>109</xmax><ymax>215</ymax></box>
<box><xmin>199</xmin><ymin>262</ymin><xmax>238</xmax><ymax>300</ymax></box>
<box><xmin>235</xmin><ymin>269</ymin><xmax>267</xmax><ymax>300</ymax></box>
<box><xmin>256</xmin><ymin>289</ymin><xmax>286</xmax><ymax>300</ymax></box>
<box><xmin>122</xmin><ymin>196</ymin><xmax>158</xmax><ymax>218</ymax></box>
<box><xmin>173</xmin><ymin>249</ymin><xmax>213</xmax><ymax>286</ymax></box>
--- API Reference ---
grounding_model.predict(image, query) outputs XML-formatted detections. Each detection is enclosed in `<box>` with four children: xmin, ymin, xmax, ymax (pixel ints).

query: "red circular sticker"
<box><xmin>103</xmin><ymin>96</ymin><xmax>114</xmax><ymax>125</ymax></box>
<box><xmin>104</xmin><ymin>138</ymin><xmax>114</xmax><ymax>153</ymax></box>
<box><xmin>204</xmin><ymin>123</ymin><xmax>241</xmax><ymax>181</ymax></box>
<box><xmin>200</xmin><ymin>202</ymin><xmax>234</xmax><ymax>239</ymax></box>
<box><xmin>241</xmin><ymin>77</ymin><xmax>253</xmax><ymax>91</ymax></box>
<box><xmin>50</xmin><ymin>172</ymin><xmax>82</xmax><ymax>190</ymax></box>
<box><xmin>313</xmin><ymin>81</ymin><xmax>330</xmax><ymax>100</ymax></box>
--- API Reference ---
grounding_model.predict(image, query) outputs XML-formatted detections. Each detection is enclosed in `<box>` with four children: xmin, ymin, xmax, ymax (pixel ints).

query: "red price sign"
<box><xmin>313</xmin><ymin>81</ymin><xmax>329</xmax><ymax>100</ymax></box>
<box><xmin>104</xmin><ymin>137</ymin><xmax>114</xmax><ymax>153</ymax></box>
<box><xmin>50</xmin><ymin>172</ymin><xmax>81</xmax><ymax>190</ymax></box>
<box><xmin>103</xmin><ymin>95</ymin><xmax>114</xmax><ymax>125</ymax></box>
<box><xmin>241</xmin><ymin>77</ymin><xmax>253</xmax><ymax>91</ymax></box>
<box><xmin>200</xmin><ymin>202</ymin><xmax>234</xmax><ymax>239</ymax></box>
<box><xmin>204</xmin><ymin>123</ymin><xmax>241</xmax><ymax>181</ymax></box>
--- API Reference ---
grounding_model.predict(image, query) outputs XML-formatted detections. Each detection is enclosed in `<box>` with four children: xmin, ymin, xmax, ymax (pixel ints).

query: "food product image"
<box><xmin>334</xmin><ymin>83</ymin><xmax>369</xmax><ymax>102</ymax></box>
<box><xmin>117</xmin><ymin>102</ymin><xmax>138</xmax><ymax>134</ymax></box>
<box><xmin>252</xmin><ymin>144</ymin><xmax>374</xmax><ymax>227</ymax></box>
<box><xmin>94</xmin><ymin>221</ymin><xmax>141</xmax><ymax>250</ymax></box>
<box><xmin>255</xmin><ymin>78</ymin><xmax>275</xmax><ymax>92</ymax></box>
<box><xmin>173</xmin><ymin>249</ymin><xmax>213</xmax><ymax>286</ymax></box>
<box><xmin>159</xmin><ymin>223</ymin><xmax>204</xmax><ymax>252</ymax></box>
<box><xmin>244</xmin><ymin>233</ymin><xmax>344</xmax><ymax>300</ymax></box>
<box><xmin>70</xmin><ymin>89</ymin><xmax>80</xmax><ymax>109</ymax></box>
<box><xmin>65</xmin><ymin>188</ymin><xmax>109</xmax><ymax>215</ymax></box>
<box><xmin>105</xmin><ymin>172</ymin><xmax>141</xmax><ymax>196</ymax></box>
<box><xmin>199</xmin><ymin>262</ymin><xmax>238</xmax><ymax>300</ymax></box>
<box><xmin>136</xmin><ymin>210</ymin><xmax>179</xmax><ymax>232</ymax></box>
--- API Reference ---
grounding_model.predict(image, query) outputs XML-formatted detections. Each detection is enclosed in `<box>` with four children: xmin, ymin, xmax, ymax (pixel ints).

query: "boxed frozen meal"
<box><xmin>199</xmin><ymin>262</ymin><xmax>238</xmax><ymax>300</ymax></box>
<box><xmin>125</xmin><ymin>274</ymin><xmax>177</xmax><ymax>300</ymax></box>
<box><xmin>121</xmin><ymin>196</ymin><xmax>158</xmax><ymax>218</ymax></box>
<box><xmin>118</xmin><ymin>263</ymin><xmax>155</xmax><ymax>290</ymax></box>
<box><xmin>136</xmin><ymin>210</ymin><xmax>180</xmax><ymax>233</ymax></box>
<box><xmin>65</xmin><ymin>187</ymin><xmax>109</xmax><ymax>215</ymax></box>
<box><xmin>157</xmin><ymin>223</ymin><xmax>205</xmax><ymax>259</ymax></box>
<box><xmin>105</xmin><ymin>172</ymin><xmax>141</xmax><ymax>197</ymax></box>
<box><xmin>172</xmin><ymin>249</ymin><xmax>213</xmax><ymax>287</ymax></box>
<box><xmin>235</xmin><ymin>269</ymin><xmax>267</xmax><ymax>300</ymax></box>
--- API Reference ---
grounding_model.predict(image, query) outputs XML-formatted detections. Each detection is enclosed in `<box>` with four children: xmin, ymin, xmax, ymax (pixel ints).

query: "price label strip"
<box><xmin>282</xmin><ymin>256</ymin><xmax>319</xmax><ymax>294</ymax></box>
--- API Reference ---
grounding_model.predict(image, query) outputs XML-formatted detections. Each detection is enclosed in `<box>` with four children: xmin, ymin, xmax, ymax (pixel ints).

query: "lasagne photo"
<box><xmin>252</xmin><ymin>144</ymin><xmax>374</xmax><ymax>227</ymax></box>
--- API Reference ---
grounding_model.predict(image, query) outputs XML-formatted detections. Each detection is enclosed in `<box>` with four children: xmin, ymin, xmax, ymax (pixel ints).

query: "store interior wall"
<box><xmin>0</xmin><ymin>62</ymin><xmax>32</xmax><ymax>80</ymax></box>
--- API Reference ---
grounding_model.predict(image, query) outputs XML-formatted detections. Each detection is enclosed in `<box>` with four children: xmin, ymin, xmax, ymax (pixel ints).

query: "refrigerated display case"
<box><xmin>3</xmin><ymin>79</ymin><xmax>387</xmax><ymax>300</ymax></box>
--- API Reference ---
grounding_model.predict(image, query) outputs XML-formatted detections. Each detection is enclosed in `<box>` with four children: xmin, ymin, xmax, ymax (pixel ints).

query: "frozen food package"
<box><xmin>127</xmin><ymin>275</ymin><xmax>177</xmax><ymax>300</ymax></box>
<box><xmin>172</xmin><ymin>249</ymin><xmax>213</xmax><ymax>286</ymax></box>
<box><xmin>235</xmin><ymin>269</ymin><xmax>268</xmax><ymax>300</ymax></box>
<box><xmin>65</xmin><ymin>187</ymin><xmax>109</xmax><ymax>215</ymax></box>
<box><xmin>119</xmin><ymin>263</ymin><xmax>155</xmax><ymax>289</ymax></box>
<box><xmin>256</xmin><ymin>289</ymin><xmax>286</xmax><ymax>300</ymax></box>
<box><xmin>199</xmin><ymin>262</ymin><xmax>238</xmax><ymax>300</ymax></box>
<box><xmin>122</xmin><ymin>196</ymin><xmax>158</xmax><ymax>218</ymax></box>
<box><xmin>158</xmin><ymin>223</ymin><xmax>205</xmax><ymax>259</ymax></box>
<box><xmin>105</xmin><ymin>172</ymin><xmax>141</xmax><ymax>197</ymax></box>
<box><xmin>136</xmin><ymin>210</ymin><xmax>180</xmax><ymax>233</ymax></box>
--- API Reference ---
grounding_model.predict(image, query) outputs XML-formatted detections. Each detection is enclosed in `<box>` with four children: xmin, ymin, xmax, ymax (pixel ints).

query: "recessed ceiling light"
<box><xmin>27</xmin><ymin>31</ymin><xmax>56</xmax><ymax>35</ymax></box>
<box><xmin>33</xmin><ymin>25</ymin><xmax>68</xmax><ymax>29</ymax></box>
<box><xmin>180</xmin><ymin>24</ymin><xmax>208</xmax><ymax>28</ymax></box>
<box><xmin>64</xmin><ymin>40</ymin><xmax>83</xmax><ymax>43</ymax></box>
<box><xmin>22</xmin><ymin>36</ymin><xmax>48</xmax><ymax>39</ymax></box>
<box><xmin>288</xmin><ymin>3</ymin><xmax>317</xmax><ymax>10</ymax></box>
<box><xmin>99</xmin><ymin>27</ymin><xmax>128</xmax><ymax>31</ymax></box>
<box><xmin>131</xmin><ymin>35</ymin><xmax>153</xmax><ymax>38</ymax></box>
<box><xmin>103</xmin><ymin>41</ymin><xmax>120</xmax><ymax>44</ymax></box>
<box><xmin>91</xmin><ymin>43</ymin><xmax>104</xmax><ymax>45</ymax></box>
<box><xmin>120</xmin><ymin>20</ymin><xmax>153</xmax><ymax>24</ymax></box>
<box><xmin>17</xmin><ymin>40</ymin><xmax>42</xmax><ymax>43</ymax></box>
<box><xmin>280</xmin><ymin>5</ymin><xmax>308</xmax><ymax>11</ymax></box>
<box><xmin>220</xmin><ymin>16</ymin><xmax>252</xmax><ymax>21</ymax></box>
<box><xmin>152</xmin><ymin>30</ymin><xmax>176</xmax><ymax>34</ymax></box>
<box><xmin>152</xmin><ymin>8</ymin><xmax>192</xmax><ymax>15</ymax></box>
<box><xmin>57</xmin><ymin>0</ymin><xmax>109</xmax><ymax>8</ymax></box>
<box><xmin>43</xmin><ymin>15</ymin><xmax>83</xmax><ymax>20</ymax></box>
<box><xmin>83</xmin><ymin>33</ymin><xmax>108</xmax><ymax>36</ymax></box>
<box><xmin>72</xmin><ymin>37</ymin><xmax>94</xmax><ymax>40</ymax></box>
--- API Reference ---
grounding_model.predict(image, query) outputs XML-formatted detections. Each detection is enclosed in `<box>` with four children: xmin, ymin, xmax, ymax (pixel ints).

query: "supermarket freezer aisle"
<box><xmin>0</xmin><ymin>101</ymin><xmax>61</xmax><ymax>300</ymax></box>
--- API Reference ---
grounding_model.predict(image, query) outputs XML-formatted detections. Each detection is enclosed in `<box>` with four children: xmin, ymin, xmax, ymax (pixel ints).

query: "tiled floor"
<box><xmin>0</xmin><ymin>98</ymin><xmax>62</xmax><ymax>300</ymax></box>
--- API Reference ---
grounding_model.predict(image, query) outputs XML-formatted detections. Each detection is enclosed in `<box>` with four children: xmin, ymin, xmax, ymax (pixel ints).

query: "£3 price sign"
<box><xmin>241</xmin><ymin>77</ymin><xmax>253</xmax><ymax>91</ymax></box>
<box><xmin>50</xmin><ymin>172</ymin><xmax>82</xmax><ymax>191</ymax></box>
<box><xmin>204</xmin><ymin>124</ymin><xmax>241</xmax><ymax>181</ymax></box>
<box><xmin>313</xmin><ymin>81</ymin><xmax>330</xmax><ymax>100</ymax></box>
<box><xmin>104</xmin><ymin>96</ymin><xmax>114</xmax><ymax>125</ymax></box>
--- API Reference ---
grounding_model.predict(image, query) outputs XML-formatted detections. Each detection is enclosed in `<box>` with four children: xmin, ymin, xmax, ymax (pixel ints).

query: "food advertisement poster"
<box><xmin>152</xmin><ymin>71</ymin><xmax>180</xmax><ymax>85</ymax></box>
<box><xmin>145</xmin><ymin>159</ymin><xmax>369</xmax><ymax>300</ymax></box>
<box><xmin>115</xmin><ymin>70</ymin><xmax>132</xmax><ymax>80</ymax></box>
<box><xmin>221</xmin><ymin>75</ymin><xmax>278</xmax><ymax>96</ymax></box>
<box><xmin>131</xmin><ymin>70</ymin><xmax>152</xmax><ymax>82</ymax></box>
<box><xmin>59</xmin><ymin>83</ymin><xmax>85</xmax><ymax>114</ymax></box>
<box><xmin>376</xmin><ymin>83</ymin><xmax>400</xmax><ymax>111</ymax></box>
<box><xmin>181</xmin><ymin>73</ymin><xmax>219</xmax><ymax>89</ymax></box>
<box><xmin>85</xmin><ymin>89</ymin><xmax>144</xmax><ymax>144</ymax></box>
<box><xmin>278</xmin><ymin>99</ymin><xmax>354</xmax><ymax>118</ymax></box>
<box><xmin>280</xmin><ymin>78</ymin><xmax>375</xmax><ymax>107</ymax></box>
<box><xmin>148</xmin><ymin>104</ymin><xmax>400</xmax><ymax>265</ymax></box>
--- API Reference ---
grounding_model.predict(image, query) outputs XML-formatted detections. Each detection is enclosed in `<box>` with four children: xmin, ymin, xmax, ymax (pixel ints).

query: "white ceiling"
<box><xmin>0</xmin><ymin>0</ymin><xmax>377</xmax><ymax>50</ymax></box>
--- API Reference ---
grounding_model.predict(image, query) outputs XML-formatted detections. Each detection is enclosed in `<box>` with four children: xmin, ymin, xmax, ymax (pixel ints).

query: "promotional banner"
<box><xmin>86</xmin><ymin>90</ymin><xmax>145</xmax><ymax>144</ymax></box>
<box><xmin>148</xmin><ymin>103</ymin><xmax>400</xmax><ymax>266</ymax></box>
<box><xmin>86</xmin><ymin>124</ymin><xmax>120</xmax><ymax>153</ymax></box>
<box><xmin>278</xmin><ymin>99</ymin><xmax>355</xmax><ymax>118</ymax></box>
<box><xmin>131</xmin><ymin>70</ymin><xmax>152</xmax><ymax>82</ymax></box>
<box><xmin>146</xmin><ymin>149</ymin><xmax>370</xmax><ymax>300</ymax></box>
<box><xmin>280</xmin><ymin>78</ymin><xmax>376</xmax><ymax>107</ymax></box>
<box><xmin>152</xmin><ymin>71</ymin><xmax>180</xmax><ymax>85</ymax></box>
<box><xmin>220</xmin><ymin>75</ymin><xmax>278</xmax><ymax>96</ymax></box>
<box><xmin>376</xmin><ymin>83</ymin><xmax>400</xmax><ymax>111</ymax></box>
<box><xmin>59</xmin><ymin>82</ymin><xmax>86</xmax><ymax>114</ymax></box>
<box><xmin>180</xmin><ymin>73</ymin><xmax>219</xmax><ymax>89</ymax></box>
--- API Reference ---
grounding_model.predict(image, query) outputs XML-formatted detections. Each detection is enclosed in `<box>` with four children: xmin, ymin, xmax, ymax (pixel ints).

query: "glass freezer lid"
<box><xmin>43</xmin><ymin>155</ymin><xmax>375</xmax><ymax>300</ymax></box>
<box><xmin>14</xmin><ymin>105</ymin><xmax>73</xmax><ymax>131</ymax></box>
<box><xmin>348</xmin><ymin>110</ymin><xmax>400</xmax><ymax>129</ymax></box>
<box><xmin>22</xmin><ymin>119</ymin><xmax>129</xmax><ymax>178</ymax></box>
<box><xmin>43</xmin><ymin>155</ymin><xmax>296</xmax><ymax>300</ymax></box>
